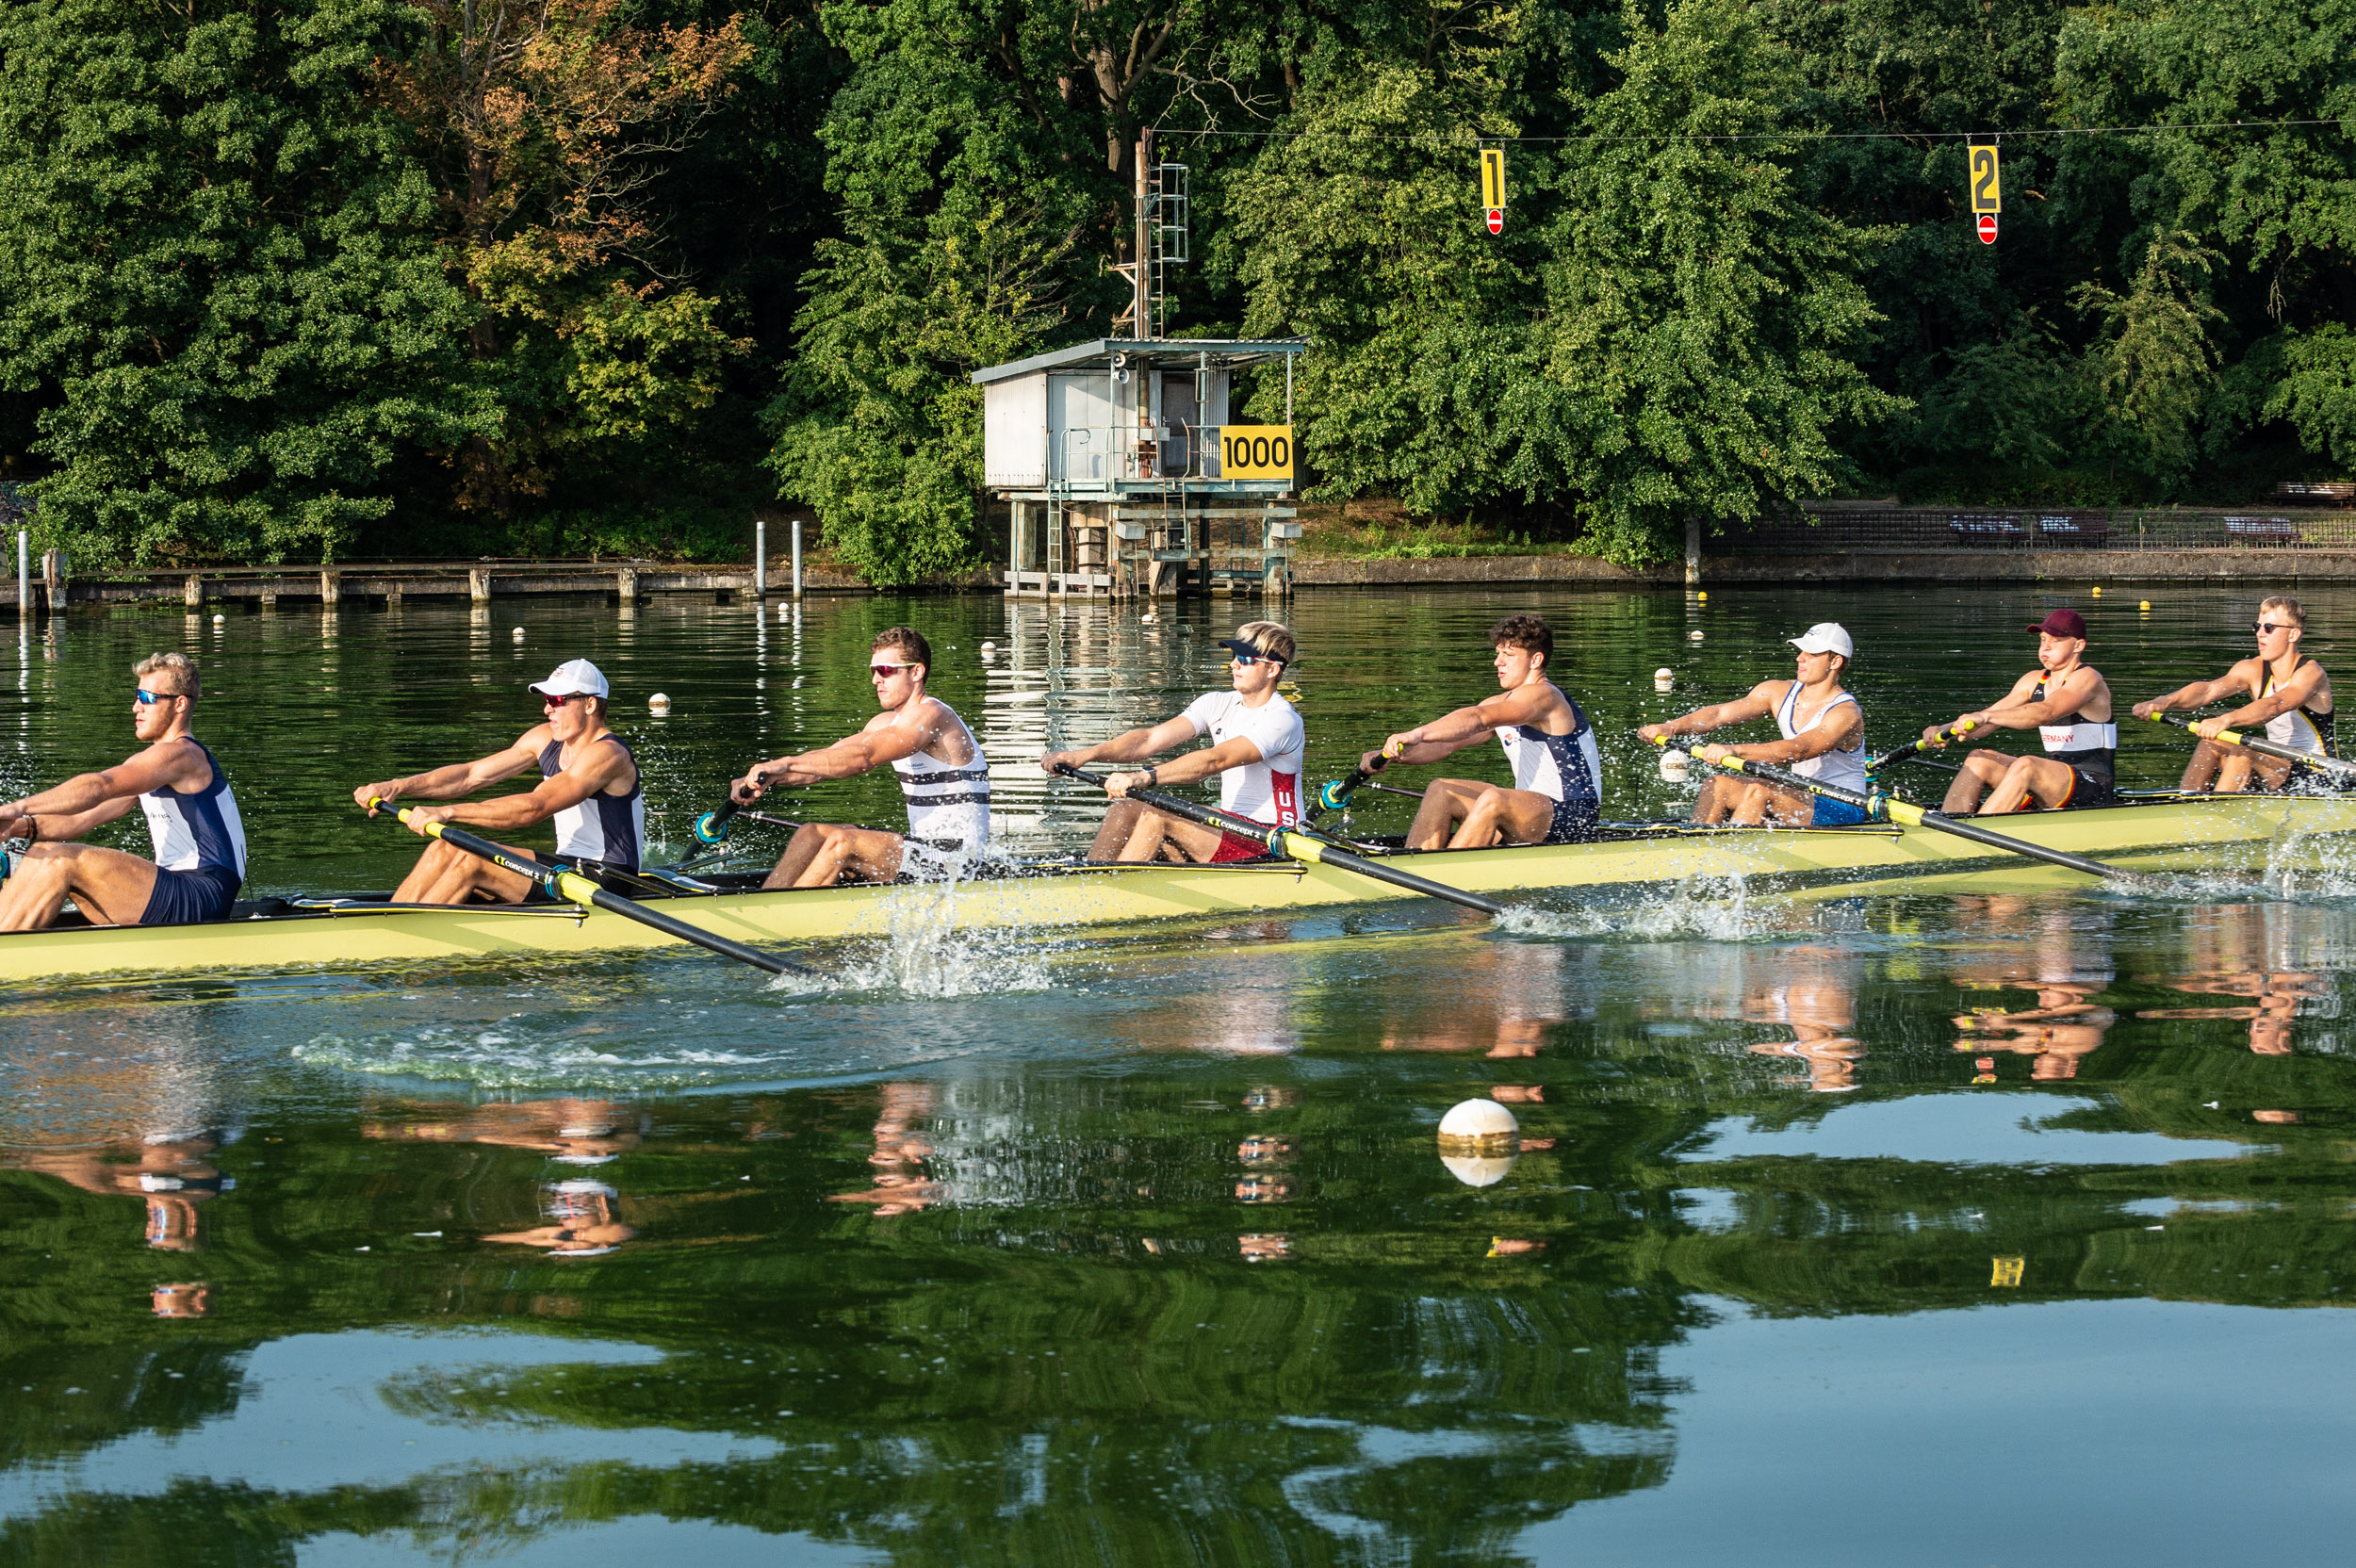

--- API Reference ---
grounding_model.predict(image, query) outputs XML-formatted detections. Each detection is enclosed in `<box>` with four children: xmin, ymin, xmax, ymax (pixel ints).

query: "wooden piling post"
<box><xmin>469</xmin><ymin>566</ymin><xmax>492</xmax><ymax>604</ymax></box>
<box><xmin>183</xmin><ymin>573</ymin><xmax>202</xmax><ymax>609</ymax></box>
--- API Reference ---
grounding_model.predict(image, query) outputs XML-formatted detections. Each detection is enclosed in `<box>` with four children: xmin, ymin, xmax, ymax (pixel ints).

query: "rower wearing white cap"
<box><xmin>352</xmin><ymin>658</ymin><xmax>644</xmax><ymax>904</ymax></box>
<box><xmin>1637</xmin><ymin>622</ymin><xmax>1870</xmax><ymax>825</ymax></box>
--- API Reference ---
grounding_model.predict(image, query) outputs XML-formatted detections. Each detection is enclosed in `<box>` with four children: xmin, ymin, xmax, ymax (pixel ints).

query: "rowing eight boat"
<box><xmin>6</xmin><ymin>792</ymin><xmax>2354</xmax><ymax>982</ymax></box>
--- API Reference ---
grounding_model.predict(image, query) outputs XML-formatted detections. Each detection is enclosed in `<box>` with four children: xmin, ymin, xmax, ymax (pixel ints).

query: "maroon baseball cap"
<box><xmin>2027</xmin><ymin>609</ymin><xmax>2088</xmax><ymax>639</ymax></box>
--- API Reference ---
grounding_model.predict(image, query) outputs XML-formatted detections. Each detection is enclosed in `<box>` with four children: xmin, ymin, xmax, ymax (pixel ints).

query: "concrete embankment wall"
<box><xmin>1294</xmin><ymin>548</ymin><xmax>2356</xmax><ymax>588</ymax></box>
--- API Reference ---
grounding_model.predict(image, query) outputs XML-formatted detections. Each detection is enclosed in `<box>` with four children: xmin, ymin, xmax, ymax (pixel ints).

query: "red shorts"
<box><xmin>1210</xmin><ymin>830</ymin><xmax>1271</xmax><ymax>863</ymax></box>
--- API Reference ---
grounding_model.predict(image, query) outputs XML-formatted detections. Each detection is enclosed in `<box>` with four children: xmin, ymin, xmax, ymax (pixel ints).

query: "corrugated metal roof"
<box><xmin>970</xmin><ymin>337</ymin><xmax>1306</xmax><ymax>385</ymax></box>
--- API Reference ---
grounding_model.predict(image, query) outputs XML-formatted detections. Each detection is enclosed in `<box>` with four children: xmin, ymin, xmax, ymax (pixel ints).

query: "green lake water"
<box><xmin>4</xmin><ymin>582</ymin><xmax>2355</xmax><ymax>1564</ymax></box>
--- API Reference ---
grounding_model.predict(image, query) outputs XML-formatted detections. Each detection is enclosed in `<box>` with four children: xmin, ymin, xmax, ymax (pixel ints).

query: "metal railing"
<box><xmin>1730</xmin><ymin>506</ymin><xmax>2356</xmax><ymax>554</ymax></box>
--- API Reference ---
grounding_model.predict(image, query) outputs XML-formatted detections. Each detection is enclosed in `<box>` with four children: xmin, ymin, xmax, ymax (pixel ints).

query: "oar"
<box><xmin>1310</xmin><ymin>752</ymin><xmax>1392</xmax><ymax>817</ymax></box>
<box><xmin>366</xmin><ymin>800</ymin><xmax>807</xmax><ymax>975</ymax></box>
<box><xmin>1647</xmin><ymin>740</ymin><xmax>2158</xmax><ymax>886</ymax></box>
<box><xmin>2147</xmin><ymin>710</ymin><xmax>2356</xmax><ymax>779</ymax></box>
<box><xmin>692</xmin><ymin>770</ymin><xmax>768</xmax><ymax>847</ymax></box>
<box><xmin>1867</xmin><ymin>720</ymin><xmax>1981</xmax><ymax>777</ymax></box>
<box><xmin>1052</xmin><ymin>763</ymin><xmax>1505</xmax><ymax>916</ymax></box>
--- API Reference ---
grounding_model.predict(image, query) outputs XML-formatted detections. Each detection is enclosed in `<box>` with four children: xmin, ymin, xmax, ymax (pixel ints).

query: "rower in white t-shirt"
<box><xmin>1039</xmin><ymin>621</ymin><xmax>1306</xmax><ymax>863</ymax></box>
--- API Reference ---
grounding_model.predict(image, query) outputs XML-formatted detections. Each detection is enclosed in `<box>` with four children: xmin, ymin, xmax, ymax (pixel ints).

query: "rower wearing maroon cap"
<box><xmin>1923</xmin><ymin>609</ymin><xmax>2117</xmax><ymax>813</ymax></box>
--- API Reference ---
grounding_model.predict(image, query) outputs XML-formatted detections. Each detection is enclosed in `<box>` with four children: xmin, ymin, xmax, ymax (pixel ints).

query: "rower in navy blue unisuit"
<box><xmin>1639</xmin><ymin>623</ymin><xmax>1870</xmax><ymax>826</ymax></box>
<box><xmin>1366</xmin><ymin>613</ymin><xmax>1603</xmax><ymax>849</ymax></box>
<box><xmin>353</xmin><ymin>658</ymin><xmax>644</xmax><ymax>905</ymax></box>
<box><xmin>0</xmin><ymin>650</ymin><xmax>248</xmax><ymax>931</ymax></box>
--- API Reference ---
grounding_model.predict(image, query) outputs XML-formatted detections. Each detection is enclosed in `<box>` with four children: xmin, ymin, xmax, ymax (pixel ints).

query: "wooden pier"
<box><xmin>0</xmin><ymin>557</ymin><xmax>813</xmax><ymax>612</ymax></box>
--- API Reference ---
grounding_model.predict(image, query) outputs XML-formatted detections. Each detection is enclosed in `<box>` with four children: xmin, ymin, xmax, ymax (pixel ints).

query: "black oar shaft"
<box><xmin>1670</xmin><ymin>744</ymin><xmax>2151</xmax><ymax>885</ymax></box>
<box><xmin>2149</xmin><ymin>711</ymin><xmax>2356</xmax><ymax>776</ymax></box>
<box><xmin>371</xmin><ymin>803</ymin><xmax>804</xmax><ymax>974</ymax></box>
<box><xmin>1055</xmin><ymin>764</ymin><xmax>1504</xmax><ymax>916</ymax></box>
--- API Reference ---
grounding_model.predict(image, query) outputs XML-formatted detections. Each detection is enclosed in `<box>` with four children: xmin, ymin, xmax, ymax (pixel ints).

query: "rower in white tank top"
<box><xmin>892</xmin><ymin>709</ymin><xmax>991</xmax><ymax>850</ymax></box>
<box><xmin>1776</xmin><ymin>680</ymin><xmax>1868</xmax><ymax>795</ymax></box>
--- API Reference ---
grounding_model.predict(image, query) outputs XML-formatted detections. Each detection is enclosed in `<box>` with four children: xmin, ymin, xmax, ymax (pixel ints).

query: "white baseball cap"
<box><xmin>530</xmin><ymin>658</ymin><xmax>610</xmax><ymax>698</ymax></box>
<box><xmin>1788</xmin><ymin>622</ymin><xmax>1855</xmax><ymax>659</ymax></box>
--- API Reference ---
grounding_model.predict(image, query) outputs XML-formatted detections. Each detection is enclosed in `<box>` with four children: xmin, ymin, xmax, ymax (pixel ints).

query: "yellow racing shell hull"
<box><xmin>6</xmin><ymin>793</ymin><xmax>2353</xmax><ymax>983</ymax></box>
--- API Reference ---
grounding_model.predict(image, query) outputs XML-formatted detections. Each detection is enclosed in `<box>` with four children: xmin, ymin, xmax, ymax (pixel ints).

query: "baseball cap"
<box><xmin>1788</xmin><ymin>622</ymin><xmax>1855</xmax><ymax>659</ymax></box>
<box><xmin>2027</xmin><ymin>609</ymin><xmax>2088</xmax><ymax>639</ymax></box>
<box><xmin>530</xmin><ymin>658</ymin><xmax>611</xmax><ymax>698</ymax></box>
<box><xmin>1219</xmin><ymin>621</ymin><xmax>1297</xmax><ymax>666</ymax></box>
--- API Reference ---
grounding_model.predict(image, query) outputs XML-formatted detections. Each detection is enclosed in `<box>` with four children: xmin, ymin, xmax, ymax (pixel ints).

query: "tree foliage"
<box><xmin>0</xmin><ymin>0</ymin><xmax>2352</xmax><ymax>568</ymax></box>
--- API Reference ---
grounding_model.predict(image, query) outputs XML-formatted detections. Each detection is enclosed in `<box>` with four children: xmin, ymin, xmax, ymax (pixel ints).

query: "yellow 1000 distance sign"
<box><xmin>1219</xmin><ymin>425</ymin><xmax>1294</xmax><ymax>481</ymax></box>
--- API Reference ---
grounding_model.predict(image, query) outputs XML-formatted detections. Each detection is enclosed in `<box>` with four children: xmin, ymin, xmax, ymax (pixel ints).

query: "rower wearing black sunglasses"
<box><xmin>2134</xmin><ymin>595</ymin><xmax>2336</xmax><ymax>792</ymax></box>
<box><xmin>729</xmin><ymin>626</ymin><xmax>990</xmax><ymax>887</ymax></box>
<box><xmin>1040</xmin><ymin>621</ymin><xmax>1304</xmax><ymax>863</ymax></box>
<box><xmin>0</xmin><ymin>650</ymin><xmax>248</xmax><ymax>931</ymax></box>
<box><xmin>352</xmin><ymin>658</ymin><xmax>644</xmax><ymax>903</ymax></box>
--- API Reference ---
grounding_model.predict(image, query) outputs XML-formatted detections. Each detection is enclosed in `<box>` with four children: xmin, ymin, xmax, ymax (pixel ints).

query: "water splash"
<box><xmin>1497</xmin><ymin>874</ymin><xmax>1795</xmax><ymax>943</ymax></box>
<box><xmin>291</xmin><ymin>1026</ymin><xmax>821</xmax><ymax>1091</ymax></box>
<box><xmin>767</xmin><ymin>854</ymin><xmax>1056</xmax><ymax>999</ymax></box>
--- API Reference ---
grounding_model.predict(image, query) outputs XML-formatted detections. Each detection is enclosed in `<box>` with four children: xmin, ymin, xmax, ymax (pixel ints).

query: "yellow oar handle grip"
<box><xmin>1277</xmin><ymin>833</ymin><xmax>1327</xmax><ymax>865</ymax></box>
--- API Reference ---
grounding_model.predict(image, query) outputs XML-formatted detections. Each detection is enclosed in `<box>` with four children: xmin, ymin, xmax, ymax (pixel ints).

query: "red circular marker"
<box><xmin>1976</xmin><ymin>212</ymin><xmax>1998</xmax><ymax>245</ymax></box>
<box><xmin>1485</xmin><ymin>207</ymin><xmax>1504</xmax><ymax>236</ymax></box>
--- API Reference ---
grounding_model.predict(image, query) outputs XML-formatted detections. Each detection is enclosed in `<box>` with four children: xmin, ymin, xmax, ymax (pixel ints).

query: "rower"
<box><xmin>729</xmin><ymin>626</ymin><xmax>990</xmax><ymax>887</ymax></box>
<box><xmin>1039</xmin><ymin>621</ymin><xmax>1303</xmax><ymax>863</ymax></box>
<box><xmin>352</xmin><ymin>658</ymin><xmax>643</xmax><ymax>904</ymax></box>
<box><xmin>1364</xmin><ymin>614</ymin><xmax>1601</xmax><ymax>847</ymax></box>
<box><xmin>1636</xmin><ymin>623</ymin><xmax>1868</xmax><ymax>825</ymax></box>
<box><xmin>1926</xmin><ymin>609</ymin><xmax>2117</xmax><ymax>812</ymax></box>
<box><xmin>0</xmin><ymin>652</ymin><xmax>247</xmax><ymax>931</ymax></box>
<box><xmin>2131</xmin><ymin>595</ymin><xmax>2334</xmax><ymax>792</ymax></box>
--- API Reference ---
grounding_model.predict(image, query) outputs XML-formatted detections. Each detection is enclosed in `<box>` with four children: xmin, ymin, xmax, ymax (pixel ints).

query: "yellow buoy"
<box><xmin>2139</xmin><ymin>600</ymin><xmax>2151</xmax><ymax>611</ymax></box>
<box><xmin>2090</xmin><ymin>586</ymin><xmax>2102</xmax><ymax>596</ymax></box>
<box><xmin>1695</xmin><ymin>591</ymin><xmax>1708</xmax><ymax>601</ymax></box>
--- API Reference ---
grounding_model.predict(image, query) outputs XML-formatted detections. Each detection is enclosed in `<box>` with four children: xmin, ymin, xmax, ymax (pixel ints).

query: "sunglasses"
<box><xmin>2254</xmin><ymin>621</ymin><xmax>2295</xmax><ymax>635</ymax></box>
<box><xmin>1229</xmin><ymin>653</ymin><xmax>1274</xmax><ymax>668</ymax></box>
<box><xmin>134</xmin><ymin>689</ymin><xmax>182</xmax><ymax>705</ymax></box>
<box><xmin>541</xmin><ymin>692</ymin><xmax>587</xmax><ymax>708</ymax></box>
<box><xmin>871</xmin><ymin>663</ymin><xmax>916</xmax><ymax>678</ymax></box>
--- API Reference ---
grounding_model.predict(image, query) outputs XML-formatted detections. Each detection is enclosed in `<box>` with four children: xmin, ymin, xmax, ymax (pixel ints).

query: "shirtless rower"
<box><xmin>352</xmin><ymin>658</ymin><xmax>644</xmax><ymax>903</ymax></box>
<box><xmin>1364</xmin><ymin>614</ymin><xmax>1601</xmax><ymax>848</ymax></box>
<box><xmin>729</xmin><ymin>626</ymin><xmax>990</xmax><ymax>888</ymax></box>
<box><xmin>1636</xmin><ymin>623</ymin><xmax>1869</xmax><ymax>825</ymax></box>
<box><xmin>0</xmin><ymin>652</ymin><xmax>247</xmax><ymax>931</ymax></box>
<box><xmin>1039</xmin><ymin>621</ymin><xmax>1304</xmax><ymax>863</ymax></box>
<box><xmin>1926</xmin><ymin>609</ymin><xmax>2117</xmax><ymax>813</ymax></box>
<box><xmin>2131</xmin><ymin>595</ymin><xmax>2334</xmax><ymax>792</ymax></box>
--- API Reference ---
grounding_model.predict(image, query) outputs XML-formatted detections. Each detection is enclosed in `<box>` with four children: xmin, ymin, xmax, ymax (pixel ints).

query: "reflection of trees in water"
<box><xmin>8</xmin><ymin>909</ymin><xmax>2356</xmax><ymax>1560</ymax></box>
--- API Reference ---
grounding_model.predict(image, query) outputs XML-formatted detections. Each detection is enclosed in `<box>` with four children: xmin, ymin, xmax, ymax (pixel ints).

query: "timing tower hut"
<box><xmin>973</xmin><ymin>337</ymin><xmax>1307</xmax><ymax>598</ymax></box>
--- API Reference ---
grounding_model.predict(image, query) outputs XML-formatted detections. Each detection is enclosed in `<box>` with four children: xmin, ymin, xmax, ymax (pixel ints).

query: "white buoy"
<box><xmin>1441</xmin><ymin>1153</ymin><xmax>1518</xmax><ymax>1188</ymax></box>
<box><xmin>980</xmin><ymin>641</ymin><xmax>997</xmax><ymax>651</ymax></box>
<box><xmin>1660</xmin><ymin>749</ymin><xmax>1692</xmax><ymax>783</ymax></box>
<box><xmin>1688</xmin><ymin>629</ymin><xmax>1705</xmax><ymax>642</ymax></box>
<box><xmin>648</xmin><ymin>693</ymin><xmax>671</xmax><ymax>716</ymax></box>
<box><xmin>511</xmin><ymin>627</ymin><xmax>525</xmax><ymax>642</ymax></box>
<box><xmin>1437</xmin><ymin>1098</ymin><xmax>1518</xmax><ymax>1152</ymax></box>
<box><xmin>1654</xmin><ymin>666</ymin><xmax>1675</xmax><ymax>692</ymax></box>
<box><xmin>1140</xmin><ymin>612</ymin><xmax>1157</xmax><ymax>624</ymax></box>
<box><xmin>211</xmin><ymin>613</ymin><xmax>225</xmax><ymax>626</ymax></box>
<box><xmin>778</xmin><ymin>603</ymin><xmax>791</xmax><ymax>620</ymax></box>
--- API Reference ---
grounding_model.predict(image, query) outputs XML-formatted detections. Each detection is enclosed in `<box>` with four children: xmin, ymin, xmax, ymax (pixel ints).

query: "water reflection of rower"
<box><xmin>831</xmin><ymin>1082</ymin><xmax>950</xmax><ymax>1216</ymax></box>
<box><xmin>1739</xmin><ymin>944</ymin><xmax>1865</xmax><ymax>1092</ymax></box>
<box><xmin>1379</xmin><ymin>939</ymin><xmax>1570</xmax><ymax>1105</ymax></box>
<box><xmin>2137</xmin><ymin>904</ymin><xmax>2327</xmax><ymax>1056</ymax></box>
<box><xmin>1948</xmin><ymin>897</ymin><xmax>2118</xmax><ymax>1080</ymax></box>
<box><xmin>364</xmin><ymin>1099</ymin><xmax>643</xmax><ymax>1254</ymax></box>
<box><xmin>0</xmin><ymin>1011</ymin><xmax>236</xmax><ymax>1272</ymax></box>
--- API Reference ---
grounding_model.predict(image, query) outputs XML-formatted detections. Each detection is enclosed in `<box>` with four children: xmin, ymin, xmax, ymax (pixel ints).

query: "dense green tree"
<box><xmin>0</xmin><ymin>0</ymin><xmax>496</xmax><ymax>564</ymax></box>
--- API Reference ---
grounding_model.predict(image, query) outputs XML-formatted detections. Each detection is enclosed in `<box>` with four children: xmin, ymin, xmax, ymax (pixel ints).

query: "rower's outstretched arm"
<box><xmin>355</xmin><ymin>737</ymin><xmax>540</xmax><ymax>811</ymax></box>
<box><xmin>1374</xmin><ymin>685</ymin><xmax>1558</xmax><ymax>768</ymax></box>
<box><xmin>1039</xmin><ymin>715</ymin><xmax>1200</xmax><ymax>775</ymax></box>
<box><xmin>2</xmin><ymin>745</ymin><xmax>211</xmax><ymax>828</ymax></box>
<box><xmin>402</xmin><ymin>743</ymin><xmax>637</xmax><ymax>834</ymax></box>
<box><xmin>1</xmin><ymin>794</ymin><xmax>139</xmax><ymax>843</ymax></box>
<box><xmin>1106</xmin><ymin>736</ymin><xmax>1263</xmax><ymax>794</ymax></box>
<box><xmin>1637</xmin><ymin>685</ymin><xmax>1778</xmax><ymax>744</ymax></box>
<box><xmin>1948</xmin><ymin>666</ymin><xmax>2100</xmax><ymax>732</ymax></box>
<box><xmin>2216</xmin><ymin>659</ymin><xmax>2327</xmax><ymax>729</ymax></box>
<box><xmin>2133</xmin><ymin>666</ymin><xmax>2254</xmax><ymax>721</ymax></box>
